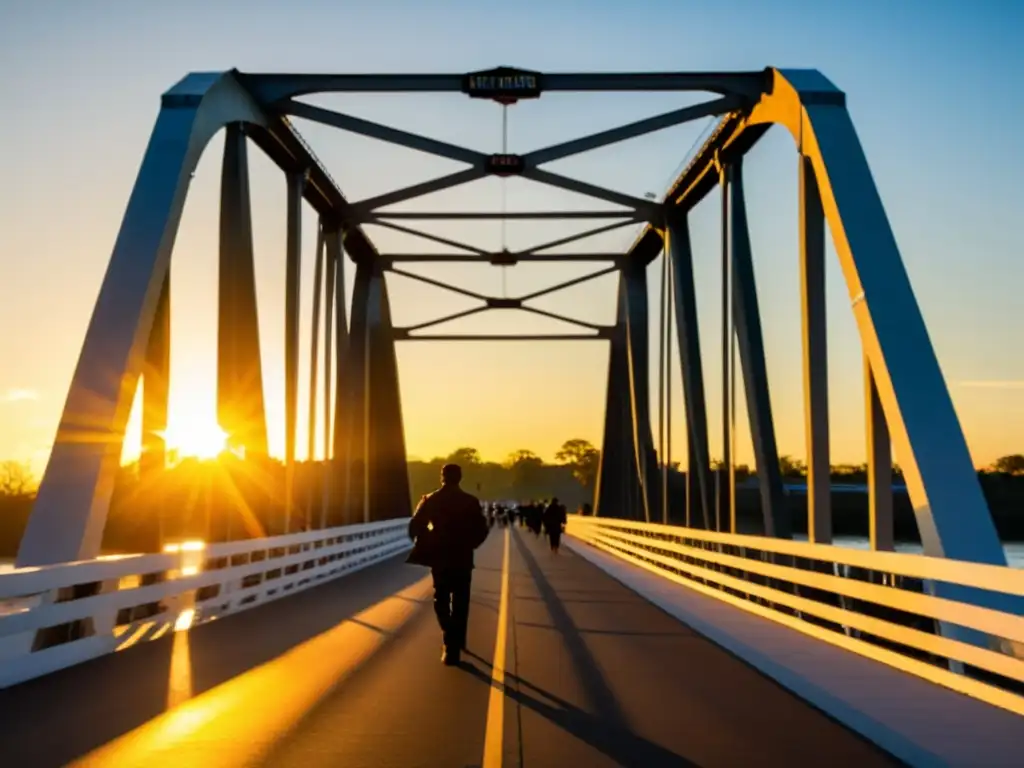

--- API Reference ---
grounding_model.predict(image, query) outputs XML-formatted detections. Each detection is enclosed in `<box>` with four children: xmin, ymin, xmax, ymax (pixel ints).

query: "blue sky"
<box><xmin>0</xmin><ymin>0</ymin><xmax>1022</xmax><ymax>473</ymax></box>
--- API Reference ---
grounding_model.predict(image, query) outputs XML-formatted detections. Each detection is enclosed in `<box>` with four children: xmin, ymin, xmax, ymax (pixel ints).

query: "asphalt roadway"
<box><xmin>0</xmin><ymin>525</ymin><xmax>898</xmax><ymax>767</ymax></box>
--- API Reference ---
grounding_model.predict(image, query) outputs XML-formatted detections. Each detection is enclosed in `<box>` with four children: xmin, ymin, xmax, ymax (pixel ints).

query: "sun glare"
<box><xmin>161</xmin><ymin>423</ymin><xmax>229</xmax><ymax>460</ymax></box>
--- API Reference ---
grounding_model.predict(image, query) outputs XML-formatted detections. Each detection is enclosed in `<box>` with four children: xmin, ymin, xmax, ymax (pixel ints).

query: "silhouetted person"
<box><xmin>543</xmin><ymin>497</ymin><xmax>568</xmax><ymax>553</ymax></box>
<box><xmin>528</xmin><ymin>501</ymin><xmax>544</xmax><ymax>537</ymax></box>
<box><xmin>407</xmin><ymin>463</ymin><xmax>489</xmax><ymax>666</ymax></box>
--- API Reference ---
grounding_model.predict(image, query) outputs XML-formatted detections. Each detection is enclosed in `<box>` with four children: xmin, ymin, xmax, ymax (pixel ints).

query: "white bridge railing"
<box><xmin>567</xmin><ymin>516</ymin><xmax>1024</xmax><ymax>717</ymax></box>
<box><xmin>0</xmin><ymin>519</ymin><xmax>411</xmax><ymax>688</ymax></box>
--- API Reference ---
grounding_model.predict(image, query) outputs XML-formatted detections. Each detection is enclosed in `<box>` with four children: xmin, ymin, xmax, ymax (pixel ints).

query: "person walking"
<box><xmin>542</xmin><ymin>497</ymin><xmax>567</xmax><ymax>554</ymax></box>
<box><xmin>407</xmin><ymin>463</ymin><xmax>490</xmax><ymax>666</ymax></box>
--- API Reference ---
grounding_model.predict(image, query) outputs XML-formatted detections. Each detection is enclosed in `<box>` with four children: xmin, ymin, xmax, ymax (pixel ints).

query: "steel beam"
<box><xmin>525</xmin><ymin>97</ymin><xmax>744</xmax><ymax>166</ymax></box>
<box><xmin>383</xmin><ymin>253</ymin><xmax>622</xmax><ymax>264</ymax></box>
<box><xmin>799</xmin><ymin>154</ymin><xmax>831</xmax><ymax>543</ymax></box>
<box><xmin>283</xmin><ymin>101</ymin><xmax>484</xmax><ymax>165</ymax></box>
<box><xmin>394</xmin><ymin>331</ymin><xmax>611</xmax><ymax>341</ymax></box>
<box><xmin>658</xmin><ymin>238</ymin><xmax>669</xmax><ymax>524</ymax></box>
<box><xmin>364</xmin><ymin>270</ymin><xmax>411</xmax><ymax>522</ymax></box>
<box><xmin>321</xmin><ymin>226</ymin><xmax>337</xmax><ymax>529</ymax></box>
<box><xmin>17</xmin><ymin>72</ymin><xmax>270</xmax><ymax>566</ymax></box>
<box><xmin>343</xmin><ymin>263</ymin><xmax>372</xmax><ymax>525</ymax></box>
<box><xmin>517</xmin><ymin>265</ymin><xmax>619</xmax><ymax>302</ymax></box>
<box><xmin>520</xmin><ymin>168</ymin><xmax>657</xmax><ymax>214</ymax></box>
<box><xmin>866</xmin><ymin>357</ymin><xmax>894</xmax><ymax>552</ymax></box>
<box><xmin>308</xmin><ymin>222</ymin><xmax>326</xmax><ymax>465</ymax></box>
<box><xmin>389</xmin><ymin>267</ymin><xmax>487</xmax><ymax>301</ymax></box>
<box><xmin>594</xmin><ymin>281</ymin><xmax>645</xmax><ymax>520</ymax></box>
<box><xmin>519</xmin><ymin>305</ymin><xmax>605</xmax><ymax>332</ymax></box>
<box><xmin>719</xmin><ymin>163</ymin><xmax>733</xmax><ymax>533</ymax></box>
<box><xmin>330</xmin><ymin>229</ymin><xmax>350</xmax><ymax>472</ymax></box>
<box><xmin>370</xmin><ymin>220</ymin><xmax>489</xmax><ymax>256</ymax></box>
<box><xmin>217</xmin><ymin>123</ymin><xmax>268</xmax><ymax>457</ymax></box>
<box><xmin>401</xmin><ymin>306</ymin><xmax>488</xmax><ymax>333</ymax></box>
<box><xmin>666</xmin><ymin>216</ymin><xmax>713</xmax><ymax>529</ymax></box>
<box><xmin>623</xmin><ymin>262</ymin><xmax>660</xmax><ymax>522</ymax></box>
<box><xmin>352</xmin><ymin>168</ymin><xmax>486</xmax><ymax>213</ymax></box>
<box><xmin>371</xmin><ymin>210</ymin><xmax>639</xmax><ymax>221</ymax></box>
<box><xmin>283</xmin><ymin>170</ymin><xmax>304</xmax><ymax>533</ymax></box>
<box><xmin>730</xmin><ymin>161</ymin><xmax>790</xmax><ymax>539</ymax></box>
<box><xmin>243</xmin><ymin>70</ymin><xmax>769</xmax><ymax>104</ymax></box>
<box><xmin>517</xmin><ymin>219</ymin><xmax>640</xmax><ymax>255</ymax></box>
<box><xmin>141</xmin><ymin>273</ymin><xmax>170</xmax><ymax>477</ymax></box>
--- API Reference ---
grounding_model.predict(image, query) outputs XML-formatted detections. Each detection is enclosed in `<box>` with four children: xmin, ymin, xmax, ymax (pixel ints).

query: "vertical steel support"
<box><xmin>800</xmin><ymin>154</ymin><xmax>832</xmax><ymax>543</ymax></box>
<box><xmin>594</xmin><ymin>274</ymin><xmax>644</xmax><ymax>520</ymax></box>
<box><xmin>658</xmin><ymin>241</ymin><xmax>669</xmax><ymax>525</ymax></box>
<box><xmin>307</xmin><ymin>222</ymin><xmax>325</xmax><ymax>465</ymax></box>
<box><xmin>321</xmin><ymin>227</ymin><xmax>338</xmax><ymax>529</ymax></box>
<box><xmin>718</xmin><ymin>163</ymin><xmax>732</xmax><ymax>532</ymax></box>
<box><xmin>663</xmin><ymin>242</ymin><xmax>673</xmax><ymax>525</ymax></box>
<box><xmin>730</xmin><ymin>161</ymin><xmax>791</xmax><ymax>539</ymax></box>
<box><xmin>365</xmin><ymin>268</ymin><xmax>412</xmax><ymax>521</ymax></box>
<box><xmin>305</xmin><ymin>222</ymin><xmax>326</xmax><ymax>530</ymax></box>
<box><xmin>866</xmin><ymin>357</ymin><xmax>894</xmax><ymax>551</ymax></box>
<box><xmin>331</xmin><ymin>230</ymin><xmax>351</xmax><ymax>527</ymax></box>
<box><xmin>142</xmin><ymin>273</ymin><xmax>170</xmax><ymax>550</ymax></box>
<box><xmin>141</xmin><ymin>273</ymin><xmax>170</xmax><ymax>478</ymax></box>
<box><xmin>284</xmin><ymin>170</ymin><xmax>305</xmax><ymax>532</ymax></box>
<box><xmin>667</xmin><ymin>216</ymin><xmax>713</xmax><ymax>530</ymax></box>
<box><xmin>16</xmin><ymin>73</ymin><xmax>267</xmax><ymax>566</ymax></box>
<box><xmin>344</xmin><ymin>263</ymin><xmax>372</xmax><ymax>525</ymax></box>
<box><xmin>623</xmin><ymin>261</ymin><xmax>659</xmax><ymax>522</ymax></box>
<box><xmin>218</xmin><ymin>122</ymin><xmax>268</xmax><ymax>457</ymax></box>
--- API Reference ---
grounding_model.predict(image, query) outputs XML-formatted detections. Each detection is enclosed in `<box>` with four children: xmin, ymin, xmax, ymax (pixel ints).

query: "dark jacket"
<box><xmin>407</xmin><ymin>485</ymin><xmax>489</xmax><ymax>571</ymax></box>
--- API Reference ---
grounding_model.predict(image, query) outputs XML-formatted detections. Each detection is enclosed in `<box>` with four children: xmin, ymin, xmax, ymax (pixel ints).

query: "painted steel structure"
<box><xmin>14</xmin><ymin>67</ymin><xmax>1009</xmax><ymax>619</ymax></box>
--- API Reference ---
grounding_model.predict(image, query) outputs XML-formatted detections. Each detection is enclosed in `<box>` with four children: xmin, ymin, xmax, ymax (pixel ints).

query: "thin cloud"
<box><xmin>957</xmin><ymin>381</ymin><xmax>1024</xmax><ymax>390</ymax></box>
<box><xmin>1</xmin><ymin>388</ymin><xmax>39</xmax><ymax>403</ymax></box>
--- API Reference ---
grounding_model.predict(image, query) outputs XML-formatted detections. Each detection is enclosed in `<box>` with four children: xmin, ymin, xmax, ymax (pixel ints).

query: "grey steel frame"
<box><xmin>16</xmin><ymin>65</ymin><xmax>1009</xmax><ymax>647</ymax></box>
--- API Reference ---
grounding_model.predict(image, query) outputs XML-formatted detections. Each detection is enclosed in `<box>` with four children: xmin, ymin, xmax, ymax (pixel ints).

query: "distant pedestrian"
<box><xmin>543</xmin><ymin>497</ymin><xmax>567</xmax><ymax>553</ymax></box>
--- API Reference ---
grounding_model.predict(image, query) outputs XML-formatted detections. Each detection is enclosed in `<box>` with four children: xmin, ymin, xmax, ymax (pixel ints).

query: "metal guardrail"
<box><xmin>0</xmin><ymin>519</ymin><xmax>411</xmax><ymax>688</ymax></box>
<box><xmin>567</xmin><ymin>516</ymin><xmax>1024</xmax><ymax>717</ymax></box>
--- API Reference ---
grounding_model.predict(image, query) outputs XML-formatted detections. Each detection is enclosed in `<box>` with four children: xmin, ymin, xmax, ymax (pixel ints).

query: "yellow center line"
<box><xmin>482</xmin><ymin>526</ymin><xmax>511</xmax><ymax>768</ymax></box>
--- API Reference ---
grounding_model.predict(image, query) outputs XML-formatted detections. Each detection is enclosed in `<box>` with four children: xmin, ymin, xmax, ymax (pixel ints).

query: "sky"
<box><xmin>0</xmin><ymin>0</ymin><xmax>1022</xmax><ymax>478</ymax></box>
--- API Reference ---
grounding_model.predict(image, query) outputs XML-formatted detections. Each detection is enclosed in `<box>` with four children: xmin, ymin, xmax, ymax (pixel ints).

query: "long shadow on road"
<box><xmin>505</xmin><ymin>533</ymin><xmax>696</xmax><ymax>767</ymax></box>
<box><xmin>0</xmin><ymin>553</ymin><xmax>426</xmax><ymax>768</ymax></box>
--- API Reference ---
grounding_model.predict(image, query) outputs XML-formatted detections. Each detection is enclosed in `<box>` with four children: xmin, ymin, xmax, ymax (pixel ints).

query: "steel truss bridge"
<box><xmin>1</xmin><ymin>67</ymin><xmax>1023</xmax><ymax>767</ymax></box>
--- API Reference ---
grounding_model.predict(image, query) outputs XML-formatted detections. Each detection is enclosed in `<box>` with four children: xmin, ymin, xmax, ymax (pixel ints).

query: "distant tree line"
<box><xmin>4</xmin><ymin>450</ymin><xmax>1024</xmax><ymax>556</ymax></box>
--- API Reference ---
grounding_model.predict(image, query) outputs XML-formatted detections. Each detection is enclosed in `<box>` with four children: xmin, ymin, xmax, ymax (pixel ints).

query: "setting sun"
<box><xmin>160</xmin><ymin>423</ymin><xmax>229</xmax><ymax>460</ymax></box>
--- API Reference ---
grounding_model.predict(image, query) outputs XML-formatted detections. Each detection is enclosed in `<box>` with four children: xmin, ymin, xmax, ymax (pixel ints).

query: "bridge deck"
<box><xmin>0</xmin><ymin>526</ymin><xmax>892</xmax><ymax>767</ymax></box>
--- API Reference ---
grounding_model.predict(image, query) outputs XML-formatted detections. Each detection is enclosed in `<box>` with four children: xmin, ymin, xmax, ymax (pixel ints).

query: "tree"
<box><xmin>506</xmin><ymin>449</ymin><xmax>541</xmax><ymax>468</ymax></box>
<box><xmin>555</xmin><ymin>438</ymin><xmax>600</xmax><ymax>489</ymax></box>
<box><xmin>993</xmin><ymin>454</ymin><xmax>1024</xmax><ymax>475</ymax></box>
<box><xmin>0</xmin><ymin>461</ymin><xmax>35</xmax><ymax>497</ymax></box>
<box><xmin>446</xmin><ymin>447</ymin><xmax>481</xmax><ymax>466</ymax></box>
<box><xmin>778</xmin><ymin>455</ymin><xmax>806</xmax><ymax>478</ymax></box>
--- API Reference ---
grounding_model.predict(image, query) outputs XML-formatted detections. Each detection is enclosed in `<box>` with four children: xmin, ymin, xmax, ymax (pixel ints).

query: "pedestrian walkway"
<box><xmin>0</xmin><ymin>526</ymin><xmax>895</xmax><ymax>767</ymax></box>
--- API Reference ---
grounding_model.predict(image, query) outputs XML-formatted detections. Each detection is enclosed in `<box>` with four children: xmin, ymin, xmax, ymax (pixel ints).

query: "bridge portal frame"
<box><xmin>16</xmin><ymin>65</ymin><xmax>1007</xmax><ymax>631</ymax></box>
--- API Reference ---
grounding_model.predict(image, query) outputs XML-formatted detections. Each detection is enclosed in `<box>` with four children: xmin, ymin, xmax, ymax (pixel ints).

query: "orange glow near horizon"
<box><xmin>159</xmin><ymin>423</ymin><xmax>228</xmax><ymax>461</ymax></box>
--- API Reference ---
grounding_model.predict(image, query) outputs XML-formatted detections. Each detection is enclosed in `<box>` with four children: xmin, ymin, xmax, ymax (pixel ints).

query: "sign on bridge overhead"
<box><xmin>487</xmin><ymin>154</ymin><xmax>524</xmax><ymax>176</ymax></box>
<box><xmin>462</xmin><ymin>66</ymin><xmax>542</xmax><ymax>104</ymax></box>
